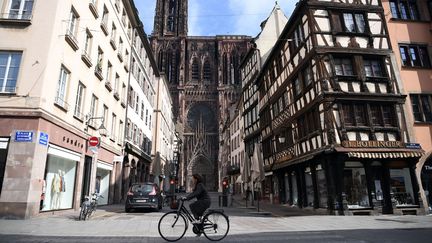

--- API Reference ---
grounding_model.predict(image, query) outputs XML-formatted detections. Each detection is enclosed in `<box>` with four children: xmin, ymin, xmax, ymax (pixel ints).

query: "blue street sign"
<box><xmin>15</xmin><ymin>131</ymin><xmax>34</xmax><ymax>142</ymax></box>
<box><xmin>405</xmin><ymin>143</ymin><xmax>422</xmax><ymax>149</ymax></box>
<box><xmin>39</xmin><ymin>132</ymin><xmax>49</xmax><ymax>146</ymax></box>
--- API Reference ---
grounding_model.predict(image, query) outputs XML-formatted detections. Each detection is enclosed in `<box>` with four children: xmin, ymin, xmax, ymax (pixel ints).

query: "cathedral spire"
<box><xmin>153</xmin><ymin>0</ymin><xmax>188</xmax><ymax>37</ymax></box>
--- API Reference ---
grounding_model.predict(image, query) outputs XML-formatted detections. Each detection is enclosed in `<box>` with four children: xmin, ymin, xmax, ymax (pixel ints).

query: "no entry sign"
<box><xmin>88</xmin><ymin>136</ymin><xmax>100</xmax><ymax>147</ymax></box>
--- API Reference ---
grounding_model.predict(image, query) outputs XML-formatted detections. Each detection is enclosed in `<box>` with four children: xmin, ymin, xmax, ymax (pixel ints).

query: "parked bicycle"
<box><xmin>79</xmin><ymin>193</ymin><xmax>103</xmax><ymax>220</ymax></box>
<box><xmin>158</xmin><ymin>198</ymin><xmax>229</xmax><ymax>242</ymax></box>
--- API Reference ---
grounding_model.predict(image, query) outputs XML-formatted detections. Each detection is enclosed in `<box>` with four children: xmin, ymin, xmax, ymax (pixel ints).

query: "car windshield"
<box><xmin>131</xmin><ymin>184</ymin><xmax>154</xmax><ymax>193</ymax></box>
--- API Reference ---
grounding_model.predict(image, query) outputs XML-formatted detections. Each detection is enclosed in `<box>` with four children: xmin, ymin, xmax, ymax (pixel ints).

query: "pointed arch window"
<box><xmin>191</xmin><ymin>58</ymin><xmax>199</xmax><ymax>81</ymax></box>
<box><xmin>203</xmin><ymin>59</ymin><xmax>211</xmax><ymax>82</ymax></box>
<box><xmin>223</xmin><ymin>54</ymin><xmax>229</xmax><ymax>84</ymax></box>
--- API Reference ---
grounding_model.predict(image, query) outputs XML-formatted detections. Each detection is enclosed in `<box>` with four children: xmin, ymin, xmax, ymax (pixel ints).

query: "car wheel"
<box><xmin>125</xmin><ymin>207</ymin><xmax>131</xmax><ymax>213</ymax></box>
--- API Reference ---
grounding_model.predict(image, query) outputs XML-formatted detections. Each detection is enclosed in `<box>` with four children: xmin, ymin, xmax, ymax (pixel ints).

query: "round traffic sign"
<box><xmin>88</xmin><ymin>136</ymin><xmax>99</xmax><ymax>147</ymax></box>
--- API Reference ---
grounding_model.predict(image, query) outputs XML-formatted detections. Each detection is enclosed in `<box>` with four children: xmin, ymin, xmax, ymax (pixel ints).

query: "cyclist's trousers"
<box><xmin>190</xmin><ymin>199</ymin><xmax>211</xmax><ymax>219</ymax></box>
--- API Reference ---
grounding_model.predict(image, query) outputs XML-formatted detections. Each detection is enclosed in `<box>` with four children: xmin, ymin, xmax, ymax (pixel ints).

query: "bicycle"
<box><xmin>79</xmin><ymin>193</ymin><xmax>103</xmax><ymax>220</ymax></box>
<box><xmin>158</xmin><ymin>198</ymin><xmax>230</xmax><ymax>242</ymax></box>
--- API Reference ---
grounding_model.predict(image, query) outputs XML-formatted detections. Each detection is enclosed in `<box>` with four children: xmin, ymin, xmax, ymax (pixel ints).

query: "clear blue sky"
<box><xmin>135</xmin><ymin>0</ymin><xmax>296</xmax><ymax>37</ymax></box>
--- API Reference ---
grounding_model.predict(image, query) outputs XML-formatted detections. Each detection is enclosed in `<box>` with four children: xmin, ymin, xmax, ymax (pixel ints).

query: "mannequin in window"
<box><xmin>95</xmin><ymin>175</ymin><xmax>101</xmax><ymax>194</ymax></box>
<box><xmin>50</xmin><ymin>170</ymin><xmax>61</xmax><ymax>209</ymax></box>
<box><xmin>56</xmin><ymin>170</ymin><xmax>65</xmax><ymax>209</ymax></box>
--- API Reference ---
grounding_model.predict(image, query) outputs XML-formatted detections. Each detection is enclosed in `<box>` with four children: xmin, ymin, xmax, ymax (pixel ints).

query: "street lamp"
<box><xmin>84</xmin><ymin>115</ymin><xmax>108</xmax><ymax>136</ymax></box>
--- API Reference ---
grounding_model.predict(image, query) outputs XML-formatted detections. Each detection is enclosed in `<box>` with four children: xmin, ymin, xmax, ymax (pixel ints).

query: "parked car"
<box><xmin>125</xmin><ymin>182</ymin><xmax>163</xmax><ymax>212</ymax></box>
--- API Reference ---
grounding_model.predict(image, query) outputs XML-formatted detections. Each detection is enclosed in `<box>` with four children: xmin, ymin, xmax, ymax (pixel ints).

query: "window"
<box><xmin>191</xmin><ymin>58</ymin><xmax>199</xmax><ymax>81</ymax></box>
<box><xmin>364</xmin><ymin>59</ymin><xmax>383</xmax><ymax>77</ymax></box>
<box><xmin>67</xmin><ymin>9</ymin><xmax>79</xmax><ymax>37</ymax></box>
<box><xmin>111</xmin><ymin>113</ymin><xmax>116</xmax><ymax>140</ymax></box>
<box><xmin>390</xmin><ymin>0</ymin><xmax>419</xmax><ymax>20</ymax></box>
<box><xmin>0</xmin><ymin>51</ymin><xmax>22</xmax><ymax>93</ymax></box>
<box><xmin>399</xmin><ymin>45</ymin><xmax>431</xmax><ymax>68</ymax></box>
<box><xmin>303</xmin><ymin>66</ymin><xmax>313</xmax><ymax>87</ymax></box>
<box><xmin>135</xmin><ymin>96</ymin><xmax>139</xmax><ymax>114</ymax></box>
<box><xmin>291</xmin><ymin>23</ymin><xmax>304</xmax><ymax>50</ymax></box>
<box><xmin>102</xmin><ymin>105</ymin><xmax>108</xmax><ymax>129</ymax></box>
<box><xmin>293</xmin><ymin>77</ymin><xmax>302</xmax><ymax>96</ymax></box>
<box><xmin>370</xmin><ymin>104</ymin><xmax>396</xmax><ymax>127</ymax></box>
<box><xmin>83</xmin><ymin>30</ymin><xmax>93</xmax><ymax>57</ymax></box>
<box><xmin>141</xmin><ymin>103</ymin><xmax>144</xmax><ymax>120</ymax></box>
<box><xmin>114</xmin><ymin>73</ymin><xmax>119</xmax><ymax>93</ymax></box>
<box><xmin>55</xmin><ymin>66</ymin><xmax>70</xmax><ymax>108</ymax></box>
<box><xmin>96</xmin><ymin>48</ymin><xmax>103</xmax><ymax>74</ymax></box>
<box><xmin>342</xmin><ymin>13</ymin><xmax>366</xmax><ymax>33</ymax></box>
<box><xmin>90</xmin><ymin>94</ymin><xmax>98</xmax><ymax>119</ymax></box>
<box><xmin>341</xmin><ymin>104</ymin><xmax>367</xmax><ymax>126</ymax></box>
<box><xmin>74</xmin><ymin>82</ymin><xmax>85</xmax><ymax>119</ymax></box>
<box><xmin>145</xmin><ymin>109</ymin><xmax>149</xmax><ymax>125</ymax></box>
<box><xmin>203</xmin><ymin>59</ymin><xmax>211</xmax><ymax>81</ymax></box>
<box><xmin>121</xmin><ymin>83</ymin><xmax>126</xmax><ymax>103</ymax></box>
<box><xmin>110</xmin><ymin>24</ymin><xmax>117</xmax><ymax>43</ymax></box>
<box><xmin>105</xmin><ymin>62</ymin><xmax>112</xmax><ymax>83</ymax></box>
<box><xmin>410</xmin><ymin>94</ymin><xmax>432</xmax><ymax>122</ymax></box>
<box><xmin>6</xmin><ymin>0</ymin><xmax>34</xmax><ymax>20</ymax></box>
<box><xmin>334</xmin><ymin>58</ymin><xmax>354</xmax><ymax>76</ymax></box>
<box><xmin>101</xmin><ymin>6</ymin><xmax>109</xmax><ymax>34</ymax></box>
<box><xmin>119</xmin><ymin>120</ymin><xmax>124</xmax><ymax>144</ymax></box>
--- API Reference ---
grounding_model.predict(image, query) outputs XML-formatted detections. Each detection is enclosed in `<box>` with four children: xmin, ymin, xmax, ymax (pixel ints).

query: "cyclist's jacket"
<box><xmin>186</xmin><ymin>182</ymin><xmax>210</xmax><ymax>201</ymax></box>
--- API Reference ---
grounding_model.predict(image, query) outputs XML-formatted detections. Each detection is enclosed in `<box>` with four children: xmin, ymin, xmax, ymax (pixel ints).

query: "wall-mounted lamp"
<box><xmin>84</xmin><ymin>115</ymin><xmax>108</xmax><ymax>137</ymax></box>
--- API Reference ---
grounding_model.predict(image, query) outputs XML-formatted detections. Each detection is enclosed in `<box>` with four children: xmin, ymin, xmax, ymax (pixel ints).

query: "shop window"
<box><xmin>41</xmin><ymin>154</ymin><xmax>77</xmax><ymax>211</ymax></box>
<box><xmin>291</xmin><ymin>172</ymin><xmax>298</xmax><ymax>206</ymax></box>
<box><xmin>305</xmin><ymin>168</ymin><xmax>314</xmax><ymax>207</ymax></box>
<box><xmin>316</xmin><ymin>165</ymin><xmax>328</xmax><ymax>208</ymax></box>
<box><xmin>343</xmin><ymin>162</ymin><xmax>370</xmax><ymax>209</ymax></box>
<box><xmin>95</xmin><ymin>165</ymin><xmax>111</xmax><ymax>205</ymax></box>
<box><xmin>390</xmin><ymin>168</ymin><xmax>416</xmax><ymax>206</ymax></box>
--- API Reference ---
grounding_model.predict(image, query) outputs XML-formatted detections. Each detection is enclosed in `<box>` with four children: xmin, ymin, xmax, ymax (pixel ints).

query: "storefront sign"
<box><xmin>342</xmin><ymin>140</ymin><xmax>403</xmax><ymax>148</ymax></box>
<box><xmin>15</xmin><ymin>131</ymin><xmax>34</xmax><ymax>142</ymax></box>
<box><xmin>405</xmin><ymin>143</ymin><xmax>422</xmax><ymax>149</ymax></box>
<box><xmin>39</xmin><ymin>132</ymin><xmax>49</xmax><ymax>146</ymax></box>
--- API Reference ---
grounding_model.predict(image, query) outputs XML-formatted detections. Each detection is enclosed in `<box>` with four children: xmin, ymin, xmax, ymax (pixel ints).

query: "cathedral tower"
<box><xmin>151</xmin><ymin>0</ymin><xmax>250</xmax><ymax>191</ymax></box>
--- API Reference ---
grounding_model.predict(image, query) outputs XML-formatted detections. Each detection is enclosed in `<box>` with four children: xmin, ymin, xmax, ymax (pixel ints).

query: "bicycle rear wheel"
<box><xmin>202</xmin><ymin>211</ymin><xmax>229</xmax><ymax>241</ymax></box>
<box><xmin>158</xmin><ymin>211</ymin><xmax>187</xmax><ymax>242</ymax></box>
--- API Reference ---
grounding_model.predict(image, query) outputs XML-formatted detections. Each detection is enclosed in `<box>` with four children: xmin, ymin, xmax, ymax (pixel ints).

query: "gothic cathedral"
<box><xmin>150</xmin><ymin>0</ymin><xmax>251</xmax><ymax>190</ymax></box>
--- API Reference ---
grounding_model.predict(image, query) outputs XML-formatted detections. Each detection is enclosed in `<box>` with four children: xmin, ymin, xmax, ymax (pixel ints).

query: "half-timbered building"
<box><xmin>257</xmin><ymin>0</ymin><xmax>425</xmax><ymax>215</ymax></box>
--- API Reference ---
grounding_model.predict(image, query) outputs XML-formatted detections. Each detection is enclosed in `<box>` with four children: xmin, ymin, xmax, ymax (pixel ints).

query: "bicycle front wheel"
<box><xmin>158</xmin><ymin>211</ymin><xmax>187</xmax><ymax>242</ymax></box>
<box><xmin>202</xmin><ymin>211</ymin><xmax>230</xmax><ymax>241</ymax></box>
<box><xmin>79</xmin><ymin>204</ymin><xmax>88</xmax><ymax>221</ymax></box>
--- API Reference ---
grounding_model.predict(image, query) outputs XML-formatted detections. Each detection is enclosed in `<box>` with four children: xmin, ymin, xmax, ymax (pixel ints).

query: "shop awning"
<box><xmin>347</xmin><ymin>151</ymin><xmax>424</xmax><ymax>159</ymax></box>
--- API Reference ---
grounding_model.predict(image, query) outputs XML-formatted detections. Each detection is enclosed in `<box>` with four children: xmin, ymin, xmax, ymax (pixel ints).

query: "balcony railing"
<box><xmin>105</xmin><ymin>81</ymin><xmax>113</xmax><ymax>91</ymax></box>
<box><xmin>81</xmin><ymin>50</ymin><xmax>93</xmax><ymax>67</ymax></box>
<box><xmin>65</xmin><ymin>29</ymin><xmax>79</xmax><ymax>51</ymax></box>
<box><xmin>94</xmin><ymin>64</ymin><xmax>103</xmax><ymax>80</ymax></box>
<box><xmin>0</xmin><ymin>12</ymin><xmax>32</xmax><ymax>25</ymax></box>
<box><xmin>113</xmin><ymin>90</ymin><xmax>120</xmax><ymax>100</ymax></box>
<box><xmin>54</xmin><ymin>96</ymin><xmax>70</xmax><ymax>111</ymax></box>
<box><xmin>89</xmin><ymin>1</ymin><xmax>98</xmax><ymax>18</ymax></box>
<box><xmin>100</xmin><ymin>20</ymin><xmax>108</xmax><ymax>36</ymax></box>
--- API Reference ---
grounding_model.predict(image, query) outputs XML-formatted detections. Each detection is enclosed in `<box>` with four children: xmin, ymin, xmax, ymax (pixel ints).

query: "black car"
<box><xmin>125</xmin><ymin>182</ymin><xmax>163</xmax><ymax>212</ymax></box>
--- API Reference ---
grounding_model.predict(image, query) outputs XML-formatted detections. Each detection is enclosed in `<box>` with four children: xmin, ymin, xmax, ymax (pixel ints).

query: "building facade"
<box><xmin>122</xmin><ymin>26</ymin><xmax>158</xmax><ymax>202</ymax></box>
<box><xmin>257</xmin><ymin>0</ymin><xmax>424</xmax><ymax>215</ymax></box>
<box><xmin>382</xmin><ymin>0</ymin><xmax>432</xmax><ymax>213</ymax></box>
<box><xmin>239</xmin><ymin>3</ymin><xmax>288</xmax><ymax>201</ymax></box>
<box><xmin>0</xmin><ymin>0</ymin><xmax>146</xmax><ymax>219</ymax></box>
<box><xmin>150</xmin><ymin>0</ymin><xmax>250</xmax><ymax>191</ymax></box>
<box><xmin>151</xmin><ymin>73</ymin><xmax>175</xmax><ymax>192</ymax></box>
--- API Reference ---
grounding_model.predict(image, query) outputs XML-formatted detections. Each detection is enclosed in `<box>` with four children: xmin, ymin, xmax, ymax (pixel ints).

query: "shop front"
<box><xmin>95</xmin><ymin>161</ymin><xmax>112</xmax><ymax>205</ymax></box>
<box><xmin>41</xmin><ymin>144</ymin><xmax>79</xmax><ymax>212</ymax></box>
<box><xmin>0</xmin><ymin>138</ymin><xmax>9</xmax><ymax>197</ymax></box>
<box><xmin>420</xmin><ymin>155</ymin><xmax>432</xmax><ymax>213</ymax></box>
<box><xmin>271</xmin><ymin>148</ymin><xmax>424</xmax><ymax>215</ymax></box>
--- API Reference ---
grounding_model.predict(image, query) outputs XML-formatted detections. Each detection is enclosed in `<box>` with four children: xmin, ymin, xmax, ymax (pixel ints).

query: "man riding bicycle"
<box><xmin>182</xmin><ymin>174</ymin><xmax>211</xmax><ymax>223</ymax></box>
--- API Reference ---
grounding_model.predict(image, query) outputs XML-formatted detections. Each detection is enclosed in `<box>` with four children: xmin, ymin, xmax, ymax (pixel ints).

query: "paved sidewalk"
<box><xmin>230</xmin><ymin>193</ymin><xmax>327</xmax><ymax>217</ymax></box>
